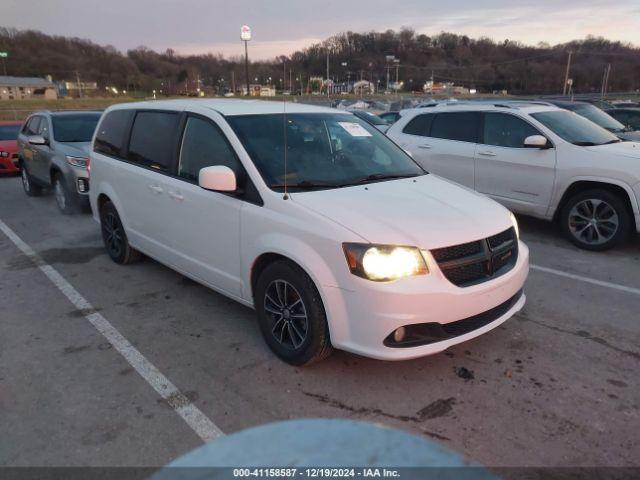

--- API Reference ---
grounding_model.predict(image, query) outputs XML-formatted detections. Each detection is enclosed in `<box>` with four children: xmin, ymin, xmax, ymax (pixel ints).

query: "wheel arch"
<box><xmin>555</xmin><ymin>179</ymin><xmax>638</xmax><ymax>231</ymax></box>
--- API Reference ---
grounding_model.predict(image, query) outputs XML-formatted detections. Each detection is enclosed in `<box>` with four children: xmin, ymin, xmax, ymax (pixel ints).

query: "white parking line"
<box><xmin>531</xmin><ymin>264</ymin><xmax>640</xmax><ymax>296</ymax></box>
<box><xmin>0</xmin><ymin>218</ymin><xmax>224</xmax><ymax>443</ymax></box>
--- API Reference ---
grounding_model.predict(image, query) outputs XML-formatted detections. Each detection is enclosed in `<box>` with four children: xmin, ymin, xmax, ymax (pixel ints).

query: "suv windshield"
<box><xmin>569</xmin><ymin>104</ymin><xmax>626</xmax><ymax>132</ymax></box>
<box><xmin>227</xmin><ymin>113</ymin><xmax>424</xmax><ymax>191</ymax></box>
<box><xmin>531</xmin><ymin>110</ymin><xmax>620</xmax><ymax>146</ymax></box>
<box><xmin>52</xmin><ymin>113</ymin><xmax>101</xmax><ymax>142</ymax></box>
<box><xmin>0</xmin><ymin>124</ymin><xmax>21</xmax><ymax>141</ymax></box>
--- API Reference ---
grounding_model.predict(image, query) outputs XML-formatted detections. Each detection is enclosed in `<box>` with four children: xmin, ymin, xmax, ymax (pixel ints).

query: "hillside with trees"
<box><xmin>1</xmin><ymin>26</ymin><xmax>638</xmax><ymax>95</ymax></box>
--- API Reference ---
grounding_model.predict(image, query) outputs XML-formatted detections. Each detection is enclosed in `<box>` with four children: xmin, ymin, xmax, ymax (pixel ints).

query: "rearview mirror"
<box><xmin>524</xmin><ymin>135</ymin><xmax>551</xmax><ymax>149</ymax></box>
<box><xmin>198</xmin><ymin>165</ymin><xmax>236</xmax><ymax>192</ymax></box>
<box><xmin>28</xmin><ymin>135</ymin><xmax>47</xmax><ymax>146</ymax></box>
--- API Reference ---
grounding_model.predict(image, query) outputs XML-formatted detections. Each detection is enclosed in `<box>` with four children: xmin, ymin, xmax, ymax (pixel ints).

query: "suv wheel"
<box><xmin>53</xmin><ymin>173</ymin><xmax>78</xmax><ymax>214</ymax></box>
<box><xmin>560</xmin><ymin>189</ymin><xmax>630</xmax><ymax>251</ymax></box>
<box><xmin>21</xmin><ymin>165</ymin><xmax>43</xmax><ymax>197</ymax></box>
<box><xmin>255</xmin><ymin>260</ymin><xmax>333</xmax><ymax>366</ymax></box>
<box><xmin>99</xmin><ymin>201</ymin><xmax>142</xmax><ymax>264</ymax></box>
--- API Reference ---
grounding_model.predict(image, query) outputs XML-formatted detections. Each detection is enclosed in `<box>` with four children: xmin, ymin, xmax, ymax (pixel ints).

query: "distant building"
<box><xmin>0</xmin><ymin>76</ymin><xmax>58</xmax><ymax>100</ymax></box>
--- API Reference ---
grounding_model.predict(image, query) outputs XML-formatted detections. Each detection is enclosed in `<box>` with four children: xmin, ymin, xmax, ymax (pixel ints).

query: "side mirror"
<box><xmin>524</xmin><ymin>135</ymin><xmax>551</xmax><ymax>149</ymax></box>
<box><xmin>28</xmin><ymin>135</ymin><xmax>47</xmax><ymax>146</ymax></box>
<box><xmin>198</xmin><ymin>165</ymin><xmax>236</xmax><ymax>192</ymax></box>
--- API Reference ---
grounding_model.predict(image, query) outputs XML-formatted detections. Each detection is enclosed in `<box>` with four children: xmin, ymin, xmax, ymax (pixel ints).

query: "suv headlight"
<box><xmin>343</xmin><ymin>243</ymin><xmax>428</xmax><ymax>282</ymax></box>
<box><xmin>66</xmin><ymin>155</ymin><xmax>89</xmax><ymax>168</ymax></box>
<box><xmin>510</xmin><ymin>212</ymin><xmax>520</xmax><ymax>239</ymax></box>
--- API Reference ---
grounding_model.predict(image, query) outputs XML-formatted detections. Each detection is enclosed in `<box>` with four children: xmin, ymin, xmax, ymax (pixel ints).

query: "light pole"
<box><xmin>0</xmin><ymin>51</ymin><xmax>7</xmax><ymax>76</ymax></box>
<box><xmin>241</xmin><ymin>25</ymin><xmax>252</xmax><ymax>96</ymax></box>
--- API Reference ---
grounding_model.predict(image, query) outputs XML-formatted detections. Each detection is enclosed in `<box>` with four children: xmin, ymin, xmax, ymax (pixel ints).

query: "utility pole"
<box><xmin>75</xmin><ymin>70</ymin><xmax>83</xmax><ymax>98</ymax></box>
<box><xmin>562</xmin><ymin>51</ymin><xmax>573</xmax><ymax>96</ymax></box>
<box><xmin>0</xmin><ymin>51</ymin><xmax>8</xmax><ymax>76</ymax></box>
<box><xmin>326</xmin><ymin>47</ymin><xmax>330</xmax><ymax>98</ymax></box>
<box><xmin>231</xmin><ymin>71</ymin><xmax>236</xmax><ymax>94</ymax></box>
<box><xmin>601</xmin><ymin>63</ymin><xmax>611</xmax><ymax>98</ymax></box>
<box><xmin>289</xmin><ymin>69</ymin><xmax>292</xmax><ymax>93</ymax></box>
<box><xmin>283</xmin><ymin>58</ymin><xmax>286</xmax><ymax>92</ymax></box>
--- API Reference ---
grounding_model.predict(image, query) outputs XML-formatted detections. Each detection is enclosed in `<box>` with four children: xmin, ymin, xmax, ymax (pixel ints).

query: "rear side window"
<box><xmin>127</xmin><ymin>112</ymin><xmax>178</xmax><ymax>172</ymax></box>
<box><xmin>178</xmin><ymin>116</ymin><xmax>240</xmax><ymax>182</ymax></box>
<box><xmin>430</xmin><ymin>112</ymin><xmax>479</xmax><ymax>143</ymax></box>
<box><xmin>402</xmin><ymin>114</ymin><xmax>433</xmax><ymax>136</ymax></box>
<box><xmin>482</xmin><ymin>113</ymin><xmax>541</xmax><ymax>148</ymax></box>
<box><xmin>94</xmin><ymin>110</ymin><xmax>134</xmax><ymax>158</ymax></box>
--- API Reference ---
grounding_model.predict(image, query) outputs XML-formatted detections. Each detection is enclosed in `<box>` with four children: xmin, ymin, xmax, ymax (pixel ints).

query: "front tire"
<box><xmin>99</xmin><ymin>201</ymin><xmax>142</xmax><ymax>264</ymax></box>
<box><xmin>560</xmin><ymin>189</ymin><xmax>630</xmax><ymax>251</ymax></box>
<box><xmin>21</xmin><ymin>165</ymin><xmax>43</xmax><ymax>197</ymax></box>
<box><xmin>53</xmin><ymin>173</ymin><xmax>78</xmax><ymax>215</ymax></box>
<box><xmin>255</xmin><ymin>260</ymin><xmax>333</xmax><ymax>366</ymax></box>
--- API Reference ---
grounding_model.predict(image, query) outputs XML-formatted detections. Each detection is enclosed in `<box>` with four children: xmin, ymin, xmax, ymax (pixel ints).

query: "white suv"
<box><xmin>387</xmin><ymin>102</ymin><xmax>640</xmax><ymax>250</ymax></box>
<box><xmin>89</xmin><ymin>99</ymin><xmax>528</xmax><ymax>365</ymax></box>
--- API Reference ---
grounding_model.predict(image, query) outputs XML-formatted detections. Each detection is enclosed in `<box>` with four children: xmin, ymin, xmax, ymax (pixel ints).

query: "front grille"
<box><xmin>431</xmin><ymin>227</ymin><xmax>518</xmax><ymax>287</ymax></box>
<box><xmin>384</xmin><ymin>289</ymin><xmax>524</xmax><ymax>347</ymax></box>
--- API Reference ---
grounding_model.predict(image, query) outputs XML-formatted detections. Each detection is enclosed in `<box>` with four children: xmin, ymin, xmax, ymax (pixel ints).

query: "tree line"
<box><xmin>0</xmin><ymin>26</ymin><xmax>638</xmax><ymax>95</ymax></box>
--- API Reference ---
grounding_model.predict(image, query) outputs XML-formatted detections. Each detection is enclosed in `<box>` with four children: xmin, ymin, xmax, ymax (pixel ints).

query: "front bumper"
<box><xmin>322</xmin><ymin>240</ymin><xmax>529</xmax><ymax>360</ymax></box>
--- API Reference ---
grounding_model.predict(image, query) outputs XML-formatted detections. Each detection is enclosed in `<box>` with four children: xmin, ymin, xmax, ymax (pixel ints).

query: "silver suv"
<box><xmin>18</xmin><ymin>111</ymin><xmax>101</xmax><ymax>214</ymax></box>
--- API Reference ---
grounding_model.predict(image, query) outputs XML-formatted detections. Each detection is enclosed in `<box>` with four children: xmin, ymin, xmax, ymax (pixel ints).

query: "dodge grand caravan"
<box><xmin>89</xmin><ymin>99</ymin><xmax>529</xmax><ymax>365</ymax></box>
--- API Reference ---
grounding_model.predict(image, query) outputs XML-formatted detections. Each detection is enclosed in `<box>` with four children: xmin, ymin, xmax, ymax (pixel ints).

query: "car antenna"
<box><xmin>282</xmin><ymin>93</ymin><xmax>289</xmax><ymax>200</ymax></box>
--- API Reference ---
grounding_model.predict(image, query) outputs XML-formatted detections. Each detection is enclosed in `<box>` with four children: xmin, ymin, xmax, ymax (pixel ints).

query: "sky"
<box><xmin>3</xmin><ymin>0</ymin><xmax>640</xmax><ymax>59</ymax></box>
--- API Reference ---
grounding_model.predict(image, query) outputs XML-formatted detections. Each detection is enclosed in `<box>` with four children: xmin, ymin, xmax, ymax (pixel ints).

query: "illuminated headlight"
<box><xmin>66</xmin><ymin>155</ymin><xmax>89</xmax><ymax>168</ymax></box>
<box><xmin>510</xmin><ymin>212</ymin><xmax>520</xmax><ymax>239</ymax></box>
<box><xmin>343</xmin><ymin>243</ymin><xmax>428</xmax><ymax>282</ymax></box>
<box><xmin>0</xmin><ymin>151</ymin><xmax>9</xmax><ymax>158</ymax></box>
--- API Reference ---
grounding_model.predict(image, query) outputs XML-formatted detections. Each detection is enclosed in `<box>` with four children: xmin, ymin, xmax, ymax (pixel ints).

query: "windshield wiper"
<box><xmin>600</xmin><ymin>139</ymin><xmax>621</xmax><ymax>145</ymax></box>
<box><xmin>344</xmin><ymin>173</ymin><xmax>422</xmax><ymax>185</ymax></box>
<box><xmin>269</xmin><ymin>180</ymin><xmax>343</xmax><ymax>190</ymax></box>
<box><xmin>572</xmin><ymin>141</ymin><xmax>598</xmax><ymax>146</ymax></box>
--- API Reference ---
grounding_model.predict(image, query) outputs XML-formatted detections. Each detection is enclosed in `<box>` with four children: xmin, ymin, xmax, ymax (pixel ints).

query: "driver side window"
<box><xmin>178</xmin><ymin>116</ymin><xmax>240</xmax><ymax>182</ymax></box>
<box><xmin>483</xmin><ymin>112</ymin><xmax>541</xmax><ymax>148</ymax></box>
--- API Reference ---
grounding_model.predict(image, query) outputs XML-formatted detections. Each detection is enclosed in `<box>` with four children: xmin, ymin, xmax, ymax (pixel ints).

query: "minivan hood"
<box><xmin>291</xmin><ymin>175</ymin><xmax>513</xmax><ymax>249</ymax></box>
<box><xmin>58</xmin><ymin>141</ymin><xmax>91</xmax><ymax>157</ymax></box>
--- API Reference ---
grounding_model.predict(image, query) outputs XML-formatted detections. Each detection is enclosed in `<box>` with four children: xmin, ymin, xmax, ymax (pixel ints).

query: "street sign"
<box><xmin>240</xmin><ymin>25</ymin><xmax>252</xmax><ymax>42</ymax></box>
<box><xmin>0</xmin><ymin>52</ymin><xmax>8</xmax><ymax>58</ymax></box>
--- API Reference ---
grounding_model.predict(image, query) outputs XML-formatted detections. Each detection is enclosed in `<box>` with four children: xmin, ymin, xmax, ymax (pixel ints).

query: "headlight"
<box><xmin>510</xmin><ymin>212</ymin><xmax>520</xmax><ymax>239</ymax></box>
<box><xmin>343</xmin><ymin>243</ymin><xmax>428</xmax><ymax>282</ymax></box>
<box><xmin>0</xmin><ymin>151</ymin><xmax>9</xmax><ymax>158</ymax></box>
<box><xmin>66</xmin><ymin>155</ymin><xmax>89</xmax><ymax>168</ymax></box>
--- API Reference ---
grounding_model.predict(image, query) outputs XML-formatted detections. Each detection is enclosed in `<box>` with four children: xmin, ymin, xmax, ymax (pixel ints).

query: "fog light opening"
<box><xmin>393</xmin><ymin>326</ymin><xmax>406</xmax><ymax>343</ymax></box>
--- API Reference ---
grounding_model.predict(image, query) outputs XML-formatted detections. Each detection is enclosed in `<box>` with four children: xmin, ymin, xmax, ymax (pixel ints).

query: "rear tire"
<box><xmin>99</xmin><ymin>201</ymin><xmax>142</xmax><ymax>264</ymax></box>
<box><xmin>53</xmin><ymin>173</ymin><xmax>79</xmax><ymax>215</ymax></box>
<box><xmin>255</xmin><ymin>260</ymin><xmax>333</xmax><ymax>366</ymax></box>
<box><xmin>560</xmin><ymin>189</ymin><xmax>630</xmax><ymax>251</ymax></box>
<box><xmin>21</xmin><ymin>164</ymin><xmax>43</xmax><ymax>197</ymax></box>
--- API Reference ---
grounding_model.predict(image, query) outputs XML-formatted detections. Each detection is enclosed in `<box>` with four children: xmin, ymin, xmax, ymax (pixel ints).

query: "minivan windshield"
<box><xmin>531</xmin><ymin>110</ymin><xmax>620</xmax><ymax>146</ymax></box>
<box><xmin>52</xmin><ymin>113</ymin><xmax>101</xmax><ymax>143</ymax></box>
<box><xmin>568</xmin><ymin>103</ymin><xmax>627</xmax><ymax>132</ymax></box>
<box><xmin>227</xmin><ymin>113</ymin><xmax>424</xmax><ymax>191</ymax></box>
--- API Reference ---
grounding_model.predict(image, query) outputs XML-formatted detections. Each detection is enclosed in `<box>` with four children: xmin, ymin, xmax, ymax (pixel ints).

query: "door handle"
<box><xmin>148</xmin><ymin>184</ymin><xmax>163</xmax><ymax>194</ymax></box>
<box><xmin>477</xmin><ymin>151</ymin><xmax>497</xmax><ymax>157</ymax></box>
<box><xmin>418</xmin><ymin>144</ymin><xmax>432</xmax><ymax>149</ymax></box>
<box><xmin>168</xmin><ymin>191</ymin><xmax>184</xmax><ymax>202</ymax></box>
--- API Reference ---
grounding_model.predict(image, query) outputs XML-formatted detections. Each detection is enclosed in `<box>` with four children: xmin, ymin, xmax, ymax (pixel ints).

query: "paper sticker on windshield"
<box><xmin>338</xmin><ymin>122</ymin><xmax>372</xmax><ymax>137</ymax></box>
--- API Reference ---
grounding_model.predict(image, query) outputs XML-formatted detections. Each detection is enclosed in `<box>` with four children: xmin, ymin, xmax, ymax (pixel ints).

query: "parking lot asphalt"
<box><xmin>1</xmin><ymin>174</ymin><xmax>639</xmax><ymax>468</ymax></box>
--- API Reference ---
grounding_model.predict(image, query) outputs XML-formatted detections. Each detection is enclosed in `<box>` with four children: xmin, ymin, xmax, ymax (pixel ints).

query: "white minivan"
<box><xmin>89</xmin><ymin>99</ymin><xmax>529</xmax><ymax>365</ymax></box>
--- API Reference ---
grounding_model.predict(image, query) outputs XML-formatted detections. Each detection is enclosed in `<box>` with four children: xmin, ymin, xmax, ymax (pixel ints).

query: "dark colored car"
<box><xmin>607</xmin><ymin>108</ymin><xmax>640</xmax><ymax>131</ymax></box>
<box><xmin>546</xmin><ymin>100</ymin><xmax>640</xmax><ymax>141</ymax></box>
<box><xmin>379</xmin><ymin>111</ymin><xmax>401</xmax><ymax>124</ymax></box>
<box><xmin>0</xmin><ymin>121</ymin><xmax>23</xmax><ymax>174</ymax></box>
<box><xmin>349</xmin><ymin>110</ymin><xmax>390</xmax><ymax>133</ymax></box>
